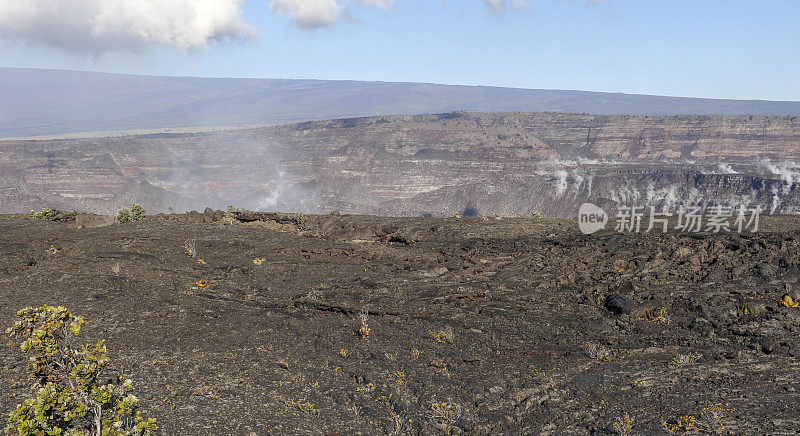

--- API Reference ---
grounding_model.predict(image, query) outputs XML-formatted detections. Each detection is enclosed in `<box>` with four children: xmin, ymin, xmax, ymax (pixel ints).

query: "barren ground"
<box><xmin>2</xmin><ymin>211</ymin><xmax>800</xmax><ymax>434</ymax></box>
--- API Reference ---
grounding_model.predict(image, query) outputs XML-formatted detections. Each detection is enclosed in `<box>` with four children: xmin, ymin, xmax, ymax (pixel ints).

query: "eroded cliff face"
<box><xmin>277</xmin><ymin>112</ymin><xmax>800</xmax><ymax>161</ymax></box>
<box><xmin>2</xmin><ymin>112</ymin><xmax>799</xmax><ymax>217</ymax></box>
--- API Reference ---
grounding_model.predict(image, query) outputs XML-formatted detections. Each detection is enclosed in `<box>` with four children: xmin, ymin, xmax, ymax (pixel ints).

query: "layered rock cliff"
<box><xmin>2</xmin><ymin>112</ymin><xmax>799</xmax><ymax>217</ymax></box>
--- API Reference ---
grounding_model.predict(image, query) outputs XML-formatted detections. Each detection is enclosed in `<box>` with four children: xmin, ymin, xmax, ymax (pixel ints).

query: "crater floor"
<box><xmin>2</xmin><ymin>212</ymin><xmax>800</xmax><ymax>434</ymax></box>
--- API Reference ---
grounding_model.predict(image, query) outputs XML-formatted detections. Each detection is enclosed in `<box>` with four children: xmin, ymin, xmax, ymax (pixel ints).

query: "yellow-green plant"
<box><xmin>662</xmin><ymin>403</ymin><xmax>735</xmax><ymax>434</ymax></box>
<box><xmin>4</xmin><ymin>305</ymin><xmax>156</xmax><ymax>436</ymax></box>
<box><xmin>612</xmin><ymin>412</ymin><xmax>634</xmax><ymax>436</ymax></box>
<box><xmin>116</xmin><ymin>208</ymin><xmax>131</xmax><ymax>223</ymax></box>
<box><xmin>293</xmin><ymin>212</ymin><xmax>308</xmax><ymax>230</ymax></box>
<box><xmin>130</xmin><ymin>204</ymin><xmax>146</xmax><ymax>222</ymax></box>
<box><xmin>428</xmin><ymin>400</ymin><xmax>461</xmax><ymax>431</ymax></box>
<box><xmin>29</xmin><ymin>209</ymin><xmax>57</xmax><ymax>221</ymax></box>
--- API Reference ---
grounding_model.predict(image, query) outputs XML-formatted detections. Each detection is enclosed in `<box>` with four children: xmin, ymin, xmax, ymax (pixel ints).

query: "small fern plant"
<box><xmin>4</xmin><ymin>305</ymin><xmax>157</xmax><ymax>436</ymax></box>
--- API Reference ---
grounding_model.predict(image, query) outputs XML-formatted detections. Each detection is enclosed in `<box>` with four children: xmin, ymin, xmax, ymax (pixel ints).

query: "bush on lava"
<box><xmin>130</xmin><ymin>204</ymin><xmax>146</xmax><ymax>222</ymax></box>
<box><xmin>116</xmin><ymin>207</ymin><xmax>131</xmax><ymax>223</ymax></box>
<box><xmin>29</xmin><ymin>209</ymin><xmax>58</xmax><ymax>221</ymax></box>
<box><xmin>4</xmin><ymin>305</ymin><xmax>156</xmax><ymax>436</ymax></box>
<box><xmin>116</xmin><ymin>203</ymin><xmax>146</xmax><ymax>223</ymax></box>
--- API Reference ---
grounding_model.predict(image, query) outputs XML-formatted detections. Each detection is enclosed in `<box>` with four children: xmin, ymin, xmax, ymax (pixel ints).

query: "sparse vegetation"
<box><xmin>356</xmin><ymin>382</ymin><xmax>376</xmax><ymax>393</ymax></box>
<box><xmin>116</xmin><ymin>204</ymin><xmax>145</xmax><ymax>223</ymax></box>
<box><xmin>644</xmin><ymin>307</ymin><xmax>671</xmax><ymax>324</ymax></box>
<box><xmin>736</xmin><ymin>303</ymin><xmax>759</xmax><ymax>315</ymax></box>
<box><xmin>189</xmin><ymin>278</ymin><xmax>209</xmax><ymax>289</ymax></box>
<box><xmin>429</xmin><ymin>359</ymin><xmax>450</xmax><ymax>378</ymax></box>
<box><xmin>584</xmin><ymin>343</ymin><xmax>612</xmax><ymax>362</ymax></box>
<box><xmin>29</xmin><ymin>208</ymin><xmax>57</xmax><ymax>220</ymax></box>
<box><xmin>183</xmin><ymin>238</ymin><xmax>197</xmax><ymax>258</ymax></box>
<box><xmin>131</xmin><ymin>203</ymin><xmax>146</xmax><ymax>221</ymax></box>
<box><xmin>283</xmin><ymin>398</ymin><xmax>317</xmax><ymax>414</ymax></box>
<box><xmin>612</xmin><ymin>412</ymin><xmax>634</xmax><ymax>436</ymax></box>
<box><xmin>192</xmin><ymin>385</ymin><xmax>219</xmax><ymax>400</ymax></box>
<box><xmin>669</xmin><ymin>353</ymin><xmax>702</xmax><ymax>368</ymax></box>
<box><xmin>116</xmin><ymin>207</ymin><xmax>131</xmax><ymax>223</ymax></box>
<box><xmin>780</xmin><ymin>294</ymin><xmax>799</xmax><ymax>308</ymax></box>
<box><xmin>4</xmin><ymin>305</ymin><xmax>156</xmax><ymax>436</ymax></box>
<box><xmin>629</xmin><ymin>379</ymin><xmax>648</xmax><ymax>388</ymax></box>
<box><xmin>662</xmin><ymin>403</ymin><xmax>734</xmax><ymax>434</ymax></box>
<box><xmin>390</xmin><ymin>370</ymin><xmax>407</xmax><ymax>386</ymax></box>
<box><xmin>697</xmin><ymin>403</ymin><xmax>735</xmax><ymax>434</ymax></box>
<box><xmin>294</xmin><ymin>212</ymin><xmax>308</xmax><ymax>230</ymax></box>
<box><xmin>431</xmin><ymin>328</ymin><xmax>454</xmax><ymax>343</ymax></box>
<box><xmin>390</xmin><ymin>410</ymin><xmax>412</xmax><ymax>435</ymax></box>
<box><xmin>359</xmin><ymin>309</ymin><xmax>371</xmax><ymax>338</ymax></box>
<box><xmin>428</xmin><ymin>400</ymin><xmax>461</xmax><ymax>431</ymax></box>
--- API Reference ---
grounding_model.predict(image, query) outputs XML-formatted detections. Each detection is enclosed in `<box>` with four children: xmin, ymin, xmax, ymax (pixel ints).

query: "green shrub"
<box><xmin>294</xmin><ymin>212</ymin><xmax>308</xmax><ymax>230</ymax></box>
<box><xmin>29</xmin><ymin>209</ymin><xmax>57</xmax><ymax>221</ymax></box>
<box><xmin>4</xmin><ymin>305</ymin><xmax>157</xmax><ymax>436</ymax></box>
<box><xmin>130</xmin><ymin>204</ymin><xmax>146</xmax><ymax>222</ymax></box>
<box><xmin>116</xmin><ymin>208</ymin><xmax>131</xmax><ymax>223</ymax></box>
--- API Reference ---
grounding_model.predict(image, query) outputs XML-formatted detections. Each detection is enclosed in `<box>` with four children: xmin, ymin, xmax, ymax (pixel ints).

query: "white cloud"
<box><xmin>271</xmin><ymin>0</ymin><xmax>534</xmax><ymax>30</ymax></box>
<box><xmin>270</xmin><ymin>0</ymin><xmax>396</xmax><ymax>29</ymax></box>
<box><xmin>358</xmin><ymin>0</ymin><xmax>395</xmax><ymax>9</ymax></box>
<box><xmin>270</xmin><ymin>0</ymin><xmax>346</xmax><ymax>29</ymax></box>
<box><xmin>0</xmin><ymin>0</ymin><xmax>253</xmax><ymax>52</ymax></box>
<box><xmin>480</xmin><ymin>0</ymin><xmax>530</xmax><ymax>12</ymax></box>
<box><xmin>0</xmin><ymin>0</ymin><xmax>550</xmax><ymax>51</ymax></box>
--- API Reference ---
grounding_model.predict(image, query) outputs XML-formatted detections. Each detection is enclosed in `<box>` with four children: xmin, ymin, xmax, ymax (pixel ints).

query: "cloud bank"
<box><xmin>0</xmin><ymin>0</ymin><xmax>253</xmax><ymax>52</ymax></box>
<box><xmin>0</xmin><ymin>0</ymin><xmax>559</xmax><ymax>52</ymax></box>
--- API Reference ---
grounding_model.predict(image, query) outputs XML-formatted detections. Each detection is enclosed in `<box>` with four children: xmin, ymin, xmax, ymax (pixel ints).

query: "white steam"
<box><xmin>258</xmin><ymin>170</ymin><xmax>288</xmax><ymax>209</ymax></box>
<box><xmin>761</xmin><ymin>160</ymin><xmax>800</xmax><ymax>195</ymax></box>
<box><xmin>771</xmin><ymin>184</ymin><xmax>782</xmax><ymax>214</ymax></box>
<box><xmin>553</xmin><ymin>169</ymin><xmax>569</xmax><ymax>196</ymax></box>
<box><xmin>608</xmin><ymin>182</ymin><xmax>761</xmax><ymax>215</ymax></box>
<box><xmin>537</xmin><ymin>159</ymin><xmax>601</xmax><ymax>199</ymax></box>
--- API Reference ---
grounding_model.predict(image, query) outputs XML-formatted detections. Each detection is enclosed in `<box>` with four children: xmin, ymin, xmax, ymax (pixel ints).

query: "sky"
<box><xmin>1</xmin><ymin>0</ymin><xmax>799</xmax><ymax>101</ymax></box>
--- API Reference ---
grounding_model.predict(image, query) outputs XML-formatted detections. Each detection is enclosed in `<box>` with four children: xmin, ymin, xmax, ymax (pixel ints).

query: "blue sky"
<box><xmin>2</xmin><ymin>0</ymin><xmax>799</xmax><ymax>100</ymax></box>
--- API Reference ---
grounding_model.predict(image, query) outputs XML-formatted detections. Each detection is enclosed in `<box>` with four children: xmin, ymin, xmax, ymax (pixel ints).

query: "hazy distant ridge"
<box><xmin>3</xmin><ymin>67</ymin><xmax>800</xmax><ymax>137</ymax></box>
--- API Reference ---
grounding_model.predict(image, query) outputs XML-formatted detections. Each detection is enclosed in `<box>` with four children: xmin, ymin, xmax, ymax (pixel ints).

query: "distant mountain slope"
<box><xmin>3</xmin><ymin>67</ymin><xmax>800</xmax><ymax>138</ymax></box>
